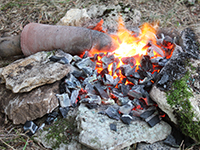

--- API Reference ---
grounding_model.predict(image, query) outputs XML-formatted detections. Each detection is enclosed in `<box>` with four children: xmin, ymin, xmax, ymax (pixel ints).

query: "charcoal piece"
<box><xmin>109</xmin><ymin>123</ymin><xmax>117</xmax><ymax>132</ymax></box>
<box><xmin>103</xmin><ymin>74</ymin><xmax>114</xmax><ymax>85</ymax></box>
<box><xmin>140</xmin><ymin>55</ymin><xmax>153</xmax><ymax>72</ymax></box>
<box><xmin>151</xmin><ymin>44</ymin><xmax>165</xmax><ymax>57</ymax></box>
<box><xmin>117</xmin><ymin>96</ymin><xmax>130</xmax><ymax>106</ymax></box>
<box><xmin>147</xmin><ymin>47</ymin><xmax>154</xmax><ymax>58</ymax></box>
<box><xmin>80</xmin><ymin>95</ymin><xmax>101</xmax><ymax>105</ymax></box>
<box><xmin>76</xmin><ymin>57</ymin><xmax>96</xmax><ymax>70</ymax></box>
<box><xmin>82</xmin><ymin>51</ymin><xmax>89</xmax><ymax>59</ymax></box>
<box><xmin>121</xmin><ymin>114</ymin><xmax>132</xmax><ymax>125</ymax></box>
<box><xmin>137</xmin><ymin>66</ymin><xmax>147</xmax><ymax>79</ymax></box>
<box><xmin>101</xmin><ymin>53</ymin><xmax>115</xmax><ymax>65</ymax></box>
<box><xmin>49</xmin><ymin>55</ymin><xmax>61</xmax><ymax>62</ymax></box>
<box><xmin>147</xmin><ymin>115</ymin><xmax>160</xmax><ymax>127</ymax></box>
<box><xmin>94</xmin><ymin>84</ymin><xmax>109</xmax><ymax>99</ymax></box>
<box><xmin>86</xmin><ymin>103</ymin><xmax>99</xmax><ymax>109</ymax></box>
<box><xmin>112</xmin><ymin>88</ymin><xmax>124</xmax><ymax>98</ymax></box>
<box><xmin>100</xmin><ymin>68</ymin><xmax>109</xmax><ymax>77</ymax></box>
<box><xmin>158</xmin><ymin>58</ymin><xmax>169</xmax><ymax>67</ymax></box>
<box><xmin>113</xmin><ymin>77</ymin><xmax>120</xmax><ymax>87</ymax></box>
<box><xmin>128</xmin><ymin>90</ymin><xmax>143</xmax><ymax>99</ymax></box>
<box><xmin>119</xmin><ymin>101</ymin><xmax>134</xmax><ymax>114</ymax></box>
<box><xmin>120</xmin><ymin>84</ymin><xmax>130</xmax><ymax>96</ymax></box>
<box><xmin>112</xmin><ymin>62</ymin><xmax>117</xmax><ymax>76</ymax></box>
<box><xmin>56</xmin><ymin>93</ymin><xmax>71</xmax><ymax>107</ymax></box>
<box><xmin>83</xmin><ymin>74</ymin><xmax>98</xmax><ymax>86</ymax></box>
<box><xmin>23</xmin><ymin>121</ymin><xmax>38</xmax><ymax>136</ymax></box>
<box><xmin>128</xmin><ymin>85</ymin><xmax>145</xmax><ymax>99</ymax></box>
<box><xmin>105</xmin><ymin>106</ymin><xmax>121</xmax><ymax>120</ymax></box>
<box><xmin>140</xmin><ymin>109</ymin><xmax>155</xmax><ymax>119</ymax></box>
<box><xmin>121</xmin><ymin>57</ymin><xmax>136</xmax><ymax>66</ymax></box>
<box><xmin>127</xmin><ymin>77</ymin><xmax>138</xmax><ymax>85</ymax></box>
<box><xmin>70</xmin><ymin>89</ymin><xmax>80</xmax><ymax>107</ymax></box>
<box><xmin>92</xmin><ymin>53</ymin><xmax>98</xmax><ymax>61</ymax></box>
<box><xmin>82</xmin><ymin>67</ymin><xmax>93</xmax><ymax>76</ymax></box>
<box><xmin>59</xmin><ymin>107</ymin><xmax>70</xmax><ymax>118</ymax></box>
<box><xmin>65</xmin><ymin>74</ymin><xmax>82</xmax><ymax>89</ymax></box>
<box><xmin>59</xmin><ymin>81</ymin><xmax>69</xmax><ymax>94</ymax></box>
<box><xmin>121</xmin><ymin>78</ymin><xmax>126</xmax><ymax>84</ymax></box>
<box><xmin>164</xmin><ymin>134</ymin><xmax>180</xmax><ymax>148</ymax></box>
<box><xmin>120</xmin><ymin>64</ymin><xmax>132</xmax><ymax>76</ymax></box>
<box><xmin>158</xmin><ymin>72</ymin><xmax>169</xmax><ymax>85</ymax></box>
<box><xmin>150</xmin><ymin>57</ymin><xmax>163</xmax><ymax>64</ymax></box>
<box><xmin>59</xmin><ymin>57</ymin><xmax>69</xmax><ymax>64</ymax></box>
<box><xmin>85</xmin><ymin>83</ymin><xmax>96</xmax><ymax>95</ymax></box>
<box><xmin>45</xmin><ymin>111</ymin><xmax>59</xmax><ymax>125</ymax></box>
<box><xmin>163</xmin><ymin>36</ymin><xmax>173</xmax><ymax>46</ymax></box>
<box><xmin>71</xmin><ymin>70</ymin><xmax>85</xmax><ymax>78</ymax></box>
<box><xmin>73</xmin><ymin>55</ymin><xmax>82</xmax><ymax>62</ymax></box>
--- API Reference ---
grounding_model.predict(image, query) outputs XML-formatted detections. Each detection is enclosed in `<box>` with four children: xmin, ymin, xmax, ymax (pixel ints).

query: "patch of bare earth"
<box><xmin>0</xmin><ymin>0</ymin><xmax>200</xmax><ymax>149</ymax></box>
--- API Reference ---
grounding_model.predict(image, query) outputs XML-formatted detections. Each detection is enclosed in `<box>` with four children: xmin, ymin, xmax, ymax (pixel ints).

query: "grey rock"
<box><xmin>1</xmin><ymin>51</ymin><xmax>70</xmax><ymax>93</ymax></box>
<box><xmin>0</xmin><ymin>82</ymin><xmax>59</xmax><ymax>124</ymax></box>
<box><xmin>136</xmin><ymin>141</ymin><xmax>180</xmax><ymax>150</ymax></box>
<box><xmin>76</xmin><ymin>104</ymin><xmax>171</xmax><ymax>150</ymax></box>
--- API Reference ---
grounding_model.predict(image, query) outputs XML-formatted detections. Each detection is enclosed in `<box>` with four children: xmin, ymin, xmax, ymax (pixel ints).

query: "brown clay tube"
<box><xmin>21</xmin><ymin>23</ymin><xmax>116</xmax><ymax>56</ymax></box>
<box><xmin>0</xmin><ymin>35</ymin><xmax>22</xmax><ymax>57</ymax></box>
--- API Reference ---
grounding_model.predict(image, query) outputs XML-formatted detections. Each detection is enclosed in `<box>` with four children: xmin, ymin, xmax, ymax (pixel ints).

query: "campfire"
<box><xmin>53</xmin><ymin>17</ymin><xmax>177</xmax><ymax>128</ymax></box>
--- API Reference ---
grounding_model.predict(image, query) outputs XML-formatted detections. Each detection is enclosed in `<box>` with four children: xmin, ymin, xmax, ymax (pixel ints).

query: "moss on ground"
<box><xmin>43</xmin><ymin>116</ymin><xmax>78</xmax><ymax>149</ymax></box>
<box><xmin>166</xmin><ymin>71</ymin><xmax>200</xmax><ymax>142</ymax></box>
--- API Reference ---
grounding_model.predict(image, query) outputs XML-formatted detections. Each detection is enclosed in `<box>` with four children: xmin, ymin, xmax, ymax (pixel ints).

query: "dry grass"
<box><xmin>0</xmin><ymin>0</ymin><xmax>200</xmax><ymax>149</ymax></box>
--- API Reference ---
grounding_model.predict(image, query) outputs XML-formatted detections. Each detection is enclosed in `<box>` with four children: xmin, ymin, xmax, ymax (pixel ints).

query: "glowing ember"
<box><xmin>88</xmin><ymin>17</ymin><xmax>172</xmax><ymax>83</ymax></box>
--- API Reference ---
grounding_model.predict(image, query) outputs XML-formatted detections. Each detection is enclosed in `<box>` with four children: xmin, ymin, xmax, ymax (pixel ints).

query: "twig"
<box><xmin>0</xmin><ymin>138</ymin><xmax>16</xmax><ymax>150</ymax></box>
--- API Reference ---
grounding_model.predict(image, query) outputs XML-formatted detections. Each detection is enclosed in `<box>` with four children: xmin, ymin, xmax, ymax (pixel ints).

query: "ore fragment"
<box><xmin>24</xmin><ymin>121</ymin><xmax>38</xmax><ymax>136</ymax></box>
<box><xmin>45</xmin><ymin>111</ymin><xmax>59</xmax><ymax>125</ymax></box>
<box><xmin>109</xmin><ymin>123</ymin><xmax>117</xmax><ymax>132</ymax></box>
<box><xmin>56</xmin><ymin>93</ymin><xmax>71</xmax><ymax>107</ymax></box>
<box><xmin>59</xmin><ymin>107</ymin><xmax>70</xmax><ymax>118</ymax></box>
<box><xmin>121</xmin><ymin>115</ymin><xmax>132</xmax><ymax>125</ymax></box>
<box><xmin>105</xmin><ymin>106</ymin><xmax>121</xmax><ymax>120</ymax></box>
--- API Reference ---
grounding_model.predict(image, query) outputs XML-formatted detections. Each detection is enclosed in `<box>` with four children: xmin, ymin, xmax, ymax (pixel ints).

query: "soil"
<box><xmin>0</xmin><ymin>0</ymin><xmax>200</xmax><ymax>149</ymax></box>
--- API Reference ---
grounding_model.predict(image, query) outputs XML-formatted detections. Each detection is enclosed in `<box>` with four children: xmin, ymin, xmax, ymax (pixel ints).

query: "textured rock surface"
<box><xmin>57</xmin><ymin>8</ymin><xmax>90</xmax><ymax>26</ymax></box>
<box><xmin>76</xmin><ymin>104</ymin><xmax>171</xmax><ymax>150</ymax></box>
<box><xmin>136</xmin><ymin>141</ymin><xmax>179</xmax><ymax>150</ymax></box>
<box><xmin>0</xmin><ymin>51</ymin><xmax>70</xmax><ymax>93</ymax></box>
<box><xmin>0</xmin><ymin>82</ymin><xmax>59</xmax><ymax>124</ymax></box>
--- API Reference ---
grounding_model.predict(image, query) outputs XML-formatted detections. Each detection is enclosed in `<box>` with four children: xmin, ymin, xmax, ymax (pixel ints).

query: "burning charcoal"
<box><xmin>157</xmin><ymin>58</ymin><xmax>169</xmax><ymax>67</ymax></box>
<box><xmin>24</xmin><ymin>121</ymin><xmax>38</xmax><ymax>136</ymax></box>
<box><xmin>100</xmin><ymin>68</ymin><xmax>109</xmax><ymax>77</ymax></box>
<box><xmin>140</xmin><ymin>108</ymin><xmax>155</xmax><ymax>119</ymax></box>
<box><xmin>128</xmin><ymin>85</ymin><xmax>145</xmax><ymax>99</ymax></box>
<box><xmin>112</xmin><ymin>62</ymin><xmax>117</xmax><ymax>76</ymax></box>
<box><xmin>94</xmin><ymin>83</ymin><xmax>109</xmax><ymax>99</ymax></box>
<box><xmin>112</xmin><ymin>88</ymin><xmax>124</xmax><ymax>98</ymax></box>
<box><xmin>121</xmin><ymin>114</ymin><xmax>132</xmax><ymax>125</ymax></box>
<box><xmin>59</xmin><ymin>107</ymin><xmax>70</xmax><ymax>118</ymax></box>
<box><xmin>137</xmin><ymin>66</ymin><xmax>147</xmax><ymax>79</ymax></box>
<box><xmin>127</xmin><ymin>77</ymin><xmax>138</xmax><ymax>85</ymax></box>
<box><xmin>109</xmin><ymin>123</ymin><xmax>117</xmax><ymax>131</ymax></box>
<box><xmin>139</xmin><ymin>72</ymin><xmax>153</xmax><ymax>85</ymax></box>
<box><xmin>120</xmin><ymin>64</ymin><xmax>132</xmax><ymax>76</ymax></box>
<box><xmin>86</xmin><ymin>103</ymin><xmax>99</xmax><ymax>109</ymax></box>
<box><xmin>83</xmin><ymin>74</ymin><xmax>98</xmax><ymax>86</ymax></box>
<box><xmin>147</xmin><ymin>47</ymin><xmax>154</xmax><ymax>58</ymax></box>
<box><xmin>103</xmin><ymin>74</ymin><xmax>114</xmax><ymax>85</ymax></box>
<box><xmin>147</xmin><ymin>114</ymin><xmax>160</xmax><ymax>127</ymax></box>
<box><xmin>140</xmin><ymin>55</ymin><xmax>153</xmax><ymax>72</ymax></box>
<box><xmin>56</xmin><ymin>93</ymin><xmax>71</xmax><ymax>107</ymax></box>
<box><xmin>163</xmin><ymin>134</ymin><xmax>180</xmax><ymax>148</ymax></box>
<box><xmin>121</xmin><ymin>57</ymin><xmax>136</xmax><ymax>67</ymax></box>
<box><xmin>75</xmin><ymin>57</ymin><xmax>96</xmax><ymax>70</ymax></box>
<box><xmin>65</xmin><ymin>74</ymin><xmax>81</xmax><ymax>89</ymax></box>
<box><xmin>80</xmin><ymin>95</ymin><xmax>101</xmax><ymax>105</ymax></box>
<box><xmin>163</xmin><ymin>36</ymin><xmax>173</xmax><ymax>47</ymax></box>
<box><xmin>45</xmin><ymin>111</ymin><xmax>59</xmax><ymax>125</ymax></box>
<box><xmin>113</xmin><ymin>77</ymin><xmax>120</xmax><ymax>87</ymax></box>
<box><xmin>101</xmin><ymin>53</ymin><xmax>115</xmax><ymax>65</ymax></box>
<box><xmin>119</xmin><ymin>101</ymin><xmax>134</xmax><ymax>114</ymax></box>
<box><xmin>70</xmin><ymin>89</ymin><xmax>80</xmax><ymax>107</ymax></box>
<box><xmin>151</xmin><ymin>44</ymin><xmax>165</xmax><ymax>57</ymax></box>
<box><xmin>157</xmin><ymin>72</ymin><xmax>169</xmax><ymax>85</ymax></box>
<box><xmin>105</xmin><ymin>106</ymin><xmax>121</xmax><ymax>120</ymax></box>
<box><xmin>150</xmin><ymin>57</ymin><xmax>163</xmax><ymax>64</ymax></box>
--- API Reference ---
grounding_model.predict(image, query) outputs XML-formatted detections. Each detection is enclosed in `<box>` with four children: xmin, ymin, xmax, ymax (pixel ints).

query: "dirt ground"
<box><xmin>0</xmin><ymin>0</ymin><xmax>200</xmax><ymax>149</ymax></box>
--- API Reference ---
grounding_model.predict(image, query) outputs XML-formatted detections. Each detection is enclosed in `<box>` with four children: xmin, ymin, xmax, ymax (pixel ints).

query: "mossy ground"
<box><xmin>42</xmin><ymin>116</ymin><xmax>78</xmax><ymax>149</ymax></box>
<box><xmin>166</xmin><ymin>69</ymin><xmax>200</xmax><ymax>142</ymax></box>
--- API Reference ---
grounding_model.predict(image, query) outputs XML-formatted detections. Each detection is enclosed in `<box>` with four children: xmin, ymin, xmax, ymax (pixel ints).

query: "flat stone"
<box><xmin>76</xmin><ymin>104</ymin><xmax>171</xmax><ymax>150</ymax></box>
<box><xmin>0</xmin><ymin>82</ymin><xmax>59</xmax><ymax>124</ymax></box>
<box><xmin>1</xmin><ymin>51</ymin><xmax>70</xmax><ymax>93</ymax></box>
